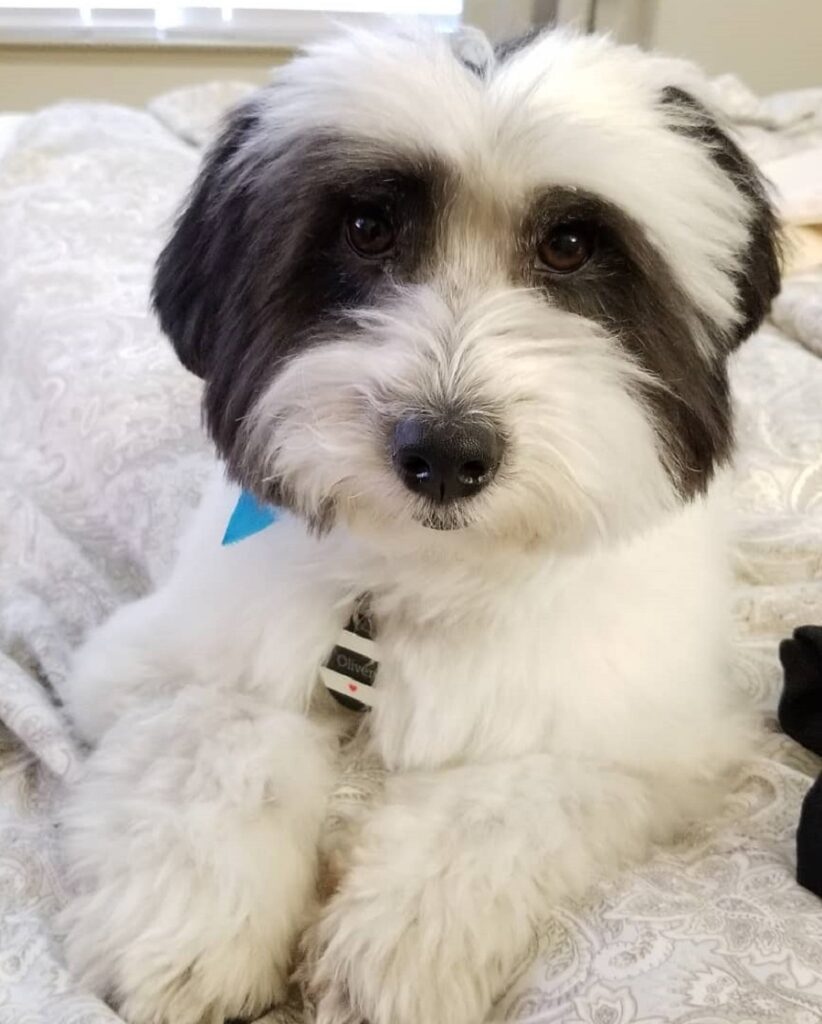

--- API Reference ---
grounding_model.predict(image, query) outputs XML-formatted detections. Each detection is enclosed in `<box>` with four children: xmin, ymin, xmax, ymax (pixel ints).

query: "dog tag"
<box><xmin>320</xmin><ymin>598</ymin><xmax>378</xmax><ymax>712</ymax></box>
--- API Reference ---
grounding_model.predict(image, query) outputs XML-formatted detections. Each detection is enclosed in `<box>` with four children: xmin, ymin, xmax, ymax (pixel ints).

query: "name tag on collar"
<box><xmin>320</xmin><ymin>602</ymin><xmax>379</xmax><ymax>712</ymax></box>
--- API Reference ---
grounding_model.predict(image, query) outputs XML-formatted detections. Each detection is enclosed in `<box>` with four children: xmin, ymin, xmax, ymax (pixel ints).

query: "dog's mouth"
<box><xmin>416</xmin><ymin>503</ymin><xmax>476</xmax><ymax>532</ymax></box>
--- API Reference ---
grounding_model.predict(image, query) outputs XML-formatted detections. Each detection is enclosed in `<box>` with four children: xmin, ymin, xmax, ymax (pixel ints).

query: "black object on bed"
<box><xmin>778</xmin><ymin>625</ymin><xmax>822</xmax><ymax>898</ymax></box>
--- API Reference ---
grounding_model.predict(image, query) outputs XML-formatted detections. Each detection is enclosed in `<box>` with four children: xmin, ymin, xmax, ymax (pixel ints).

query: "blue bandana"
<box><xmin>222</xmin><ymin>490</ymin><xmax>280</xmax><ymax>545</ymax></box>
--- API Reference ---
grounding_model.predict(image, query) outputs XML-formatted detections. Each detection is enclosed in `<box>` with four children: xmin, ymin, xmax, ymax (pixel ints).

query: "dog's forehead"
<box><xmin>251</xmin><ymin>26</ymin><xmax>750</xmax><ymax>330</ymax></box>
<box><xmin>264</xmin><ymin>29</ymin><xmax>674</xmax><ymax>189</ymax></box>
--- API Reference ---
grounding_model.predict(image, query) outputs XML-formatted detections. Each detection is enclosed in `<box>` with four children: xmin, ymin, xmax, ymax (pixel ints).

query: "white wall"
<box><xmin>463</xmin><ymin>0</ymin><xmax>548</xmax><ymax>40</ymax></box>
<box><xmin>0</xmin><ymin>45</ymin><xmax>280</xmax><ymax>112</ymax></box>
<box><xmin>597</xmin><ymin>0</ymin><xmax>822</xmax><ymax>95</ymax></box>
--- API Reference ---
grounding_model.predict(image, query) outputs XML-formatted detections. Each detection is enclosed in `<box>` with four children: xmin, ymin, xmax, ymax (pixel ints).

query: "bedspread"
<box><xmin>1</xmin><ymin>81</ymin><xmax>821</xmax><ymax>1024</ymax></box>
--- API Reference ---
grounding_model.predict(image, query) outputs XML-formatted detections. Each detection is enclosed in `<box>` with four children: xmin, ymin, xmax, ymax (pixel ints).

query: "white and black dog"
<box><xmin>59</xmin><ymin>23</ymin><xmax>781</xmax><ymax>1024</ymax></box>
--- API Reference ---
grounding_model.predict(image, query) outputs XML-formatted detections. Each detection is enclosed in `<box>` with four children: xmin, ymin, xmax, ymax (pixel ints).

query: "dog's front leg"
<box><xmin>61</xmin><ymin>687</ymin><xmax>339</xmax><ymax>1024</ymax></box>
<box><xmin>308</xmin><ymin>754</ymin><xmax>697</xmax><ymax>1024</ymax></box>
<box><xmin>60</xmin><ymin>479</ymin><xmax>358</xmax><ymax>1023</ymax></box>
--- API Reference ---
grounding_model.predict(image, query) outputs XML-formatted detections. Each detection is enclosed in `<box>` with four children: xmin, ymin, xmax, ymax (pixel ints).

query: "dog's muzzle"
<box><xmin>391</xmin><ymin>416</ymin><xmax>502</xmax><ymax>504</ymax></box>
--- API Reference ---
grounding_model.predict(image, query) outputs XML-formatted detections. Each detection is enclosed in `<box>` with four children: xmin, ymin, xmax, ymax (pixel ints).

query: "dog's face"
<box><xmin>154</xmin><ymin>26</ymin><xmax>780</xmax><ymax>549</ymax></box>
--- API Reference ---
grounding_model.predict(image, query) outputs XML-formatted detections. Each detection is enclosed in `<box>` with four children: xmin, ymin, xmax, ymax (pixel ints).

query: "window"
<box><xmin>0</xmin><ymin>0</ymin><xmax>463</xmax><ymax>46</ymax></box>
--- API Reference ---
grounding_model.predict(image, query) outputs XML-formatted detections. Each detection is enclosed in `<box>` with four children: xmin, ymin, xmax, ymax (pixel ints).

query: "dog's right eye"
<box><xmin>345</xmin><ymin>205</ymin><xmax>396</xmax><ymax>258</ymax></box>
<box><xmin>536</xmin><ymin>221</ymin><xmax>595</xmax><ymax>275</ymax></box>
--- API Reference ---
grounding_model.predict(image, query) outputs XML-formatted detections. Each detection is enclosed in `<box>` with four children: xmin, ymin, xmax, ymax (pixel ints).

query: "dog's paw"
<box><xmin>60</xmin><ymin>767</ymin><xmax>305</xmax><ymax>1024</ymax></box>
<box><xmin>60</xmin><ymin>687</ymin><xmax>334</xmax><ymax>1024</ymax></box>
<box><xmin>304</xmin><ymin>871</ymin><xmax>494</xmax><ymax>1024</ymax></box>
<box><xmin>115</xmin><ymin>945</ymin><xmax>286</xmax><ymax>1024</ymax></box>
<box><xmin>61</xmin><ymin>881</ymin><xmax>289</xmax><ymax>1024</ymax></box>
<box><xmin>61</xmin><ymin>880</ymin><xmax>288</xmax><ymax>1024</ymax></box>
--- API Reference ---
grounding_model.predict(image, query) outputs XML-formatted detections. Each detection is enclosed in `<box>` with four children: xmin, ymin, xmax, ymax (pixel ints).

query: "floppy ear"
<box><xmin>661</xmin><ymin>86</ymin><xmax>782</xmax><ymax>346</ymax></box>
<box><xmin>152</xmin><ymin>100</ymin><xmax>261</xmax><ymax>378</ymax></box>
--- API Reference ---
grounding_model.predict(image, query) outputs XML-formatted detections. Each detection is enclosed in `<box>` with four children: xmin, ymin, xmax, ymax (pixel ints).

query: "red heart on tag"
<box><xmin>348</xmin><ymin>683</ymin><xmax>358</xmax><ymax>693</ymax></box>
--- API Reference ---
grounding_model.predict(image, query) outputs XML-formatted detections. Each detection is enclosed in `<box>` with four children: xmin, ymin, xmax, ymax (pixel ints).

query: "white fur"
<box><xmin>60</xmin><ymin>24</ymin><xmax>760</xmax><ymax>1024</ymax></box>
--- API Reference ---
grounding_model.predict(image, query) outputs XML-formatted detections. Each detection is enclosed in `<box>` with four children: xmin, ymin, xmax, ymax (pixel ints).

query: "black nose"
<box><xmin>391</xmin><ymin>417</ymin><xmax>502</xmax><ymax>503</ymax></box>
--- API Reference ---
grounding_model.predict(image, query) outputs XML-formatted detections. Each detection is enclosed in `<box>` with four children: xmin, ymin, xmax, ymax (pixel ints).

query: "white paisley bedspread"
<box><xmin>1</xmin><ymin>76</ymin><xmax>822</xmax><ymax>1024</ymax></box>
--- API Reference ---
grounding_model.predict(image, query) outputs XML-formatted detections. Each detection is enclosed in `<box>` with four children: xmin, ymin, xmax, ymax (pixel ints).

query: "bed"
<box><xmin>0</xmin><ymin>75</ymin><xmax>821</xmax><ymax>1024</ymax></box>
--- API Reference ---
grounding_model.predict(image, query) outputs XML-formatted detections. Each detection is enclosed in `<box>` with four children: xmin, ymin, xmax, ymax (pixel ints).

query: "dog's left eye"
<box><xmin>345</xmin><ymin>205</ymin><xmax>396</xmax><ymax>258</ymax></box>
<box><xmin>536</xmin><ymin>222</ymin><xmax>595</xmax><ymax>274</ymax></box>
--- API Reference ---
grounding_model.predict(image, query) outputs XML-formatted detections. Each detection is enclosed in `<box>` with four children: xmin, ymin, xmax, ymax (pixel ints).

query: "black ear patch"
<box><xmin>661</xmin><ymin>86</ymin><xmax>782</xmax><ymax>346</ymax></box>
<box><xmin>152</xmin><ymin>100</ymin><xmax>261</xmax><ymax>378</ymax></box>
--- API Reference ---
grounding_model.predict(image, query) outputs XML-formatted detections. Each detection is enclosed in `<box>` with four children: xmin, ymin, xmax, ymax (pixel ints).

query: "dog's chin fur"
<box><xmin>59</xmin><ymin>22</ymin><xmax>780</xmax><ymax>1024</ymax></box>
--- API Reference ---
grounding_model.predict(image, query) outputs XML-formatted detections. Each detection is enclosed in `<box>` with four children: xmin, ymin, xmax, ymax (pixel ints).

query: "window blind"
<box><xmin>0</xmin><ymin>0</ymin><xmax>463</xmax><ymax>46</ymax></box>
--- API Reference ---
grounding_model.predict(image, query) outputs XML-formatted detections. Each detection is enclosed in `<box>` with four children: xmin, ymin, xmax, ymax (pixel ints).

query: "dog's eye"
<box><xmin>345</xmin><ymin>205</ymin><xmax>396</xmax><ymax>258</ymax></box>
<box><xmin>536</xmin><ymin>222</ymin><xmax>595</xmax><ymax>274</ymax></box>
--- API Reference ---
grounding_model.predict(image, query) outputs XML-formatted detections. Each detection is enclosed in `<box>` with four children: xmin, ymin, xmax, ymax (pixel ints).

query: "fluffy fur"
<box><xmin>59</xmin><ymin>23</ymin><xmax>781</xmax><ymax>1024</ymax></box>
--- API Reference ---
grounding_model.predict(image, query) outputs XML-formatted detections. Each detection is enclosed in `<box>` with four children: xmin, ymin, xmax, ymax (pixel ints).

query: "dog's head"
<box><xmin>153</xmin><ymin>25</ymin><xmax>780</xmax><ymax>550</ymax></box>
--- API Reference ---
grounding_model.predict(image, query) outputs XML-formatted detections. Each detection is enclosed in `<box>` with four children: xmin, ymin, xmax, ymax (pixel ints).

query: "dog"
<box><xmin>58</xmin><ymin>22</ymin><xmax>781</xmax><ymax>1024</ymax></box>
